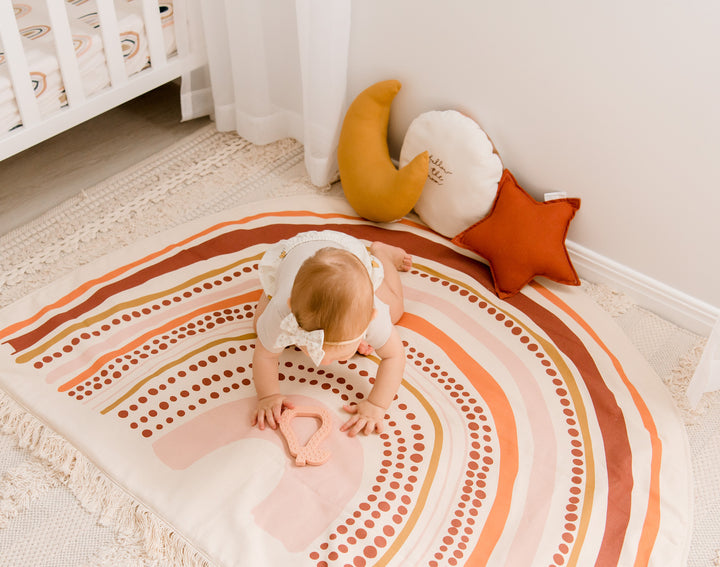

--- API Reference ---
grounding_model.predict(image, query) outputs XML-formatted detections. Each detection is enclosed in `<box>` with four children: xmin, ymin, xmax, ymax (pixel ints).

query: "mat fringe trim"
<box><xmin>665</xmin><ymin>339</ymin><xmax>717</xmax><ymax>424</ymax></box>
<box><xmin>580</xmin><ymin>280</ymin><xmax>636</xmax><ymax>317</ymax></box>
<box><xmin>0</xmin><ymin>390</ymin><xmax>211</xmax><ymax>566</ymax></box>
<box><xmin>581</xmin><ymin>280</ymin><xmax>708</xmax><ymax>422</ymax></box>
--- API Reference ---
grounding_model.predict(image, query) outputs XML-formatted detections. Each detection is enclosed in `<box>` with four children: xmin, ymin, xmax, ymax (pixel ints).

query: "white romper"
<box><xmin>255</xmin><ymin>231</ymin><xmax>393</xmax><ymax>355</ymax></box>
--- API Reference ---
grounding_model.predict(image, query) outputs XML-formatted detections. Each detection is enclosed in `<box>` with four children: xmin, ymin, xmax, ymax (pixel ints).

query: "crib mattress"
<box><xmin>0</xmin><ymin>0</ymin><xmax>175</xmax><ymax>133</ymax></box>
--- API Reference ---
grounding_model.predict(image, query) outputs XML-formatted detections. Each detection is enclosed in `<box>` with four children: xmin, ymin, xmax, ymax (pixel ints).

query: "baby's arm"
<box><xmin>251</xmin><ymin>293</ymin><xmax>294</xmax><ymax>430</ymax></box>
<box><xmin>341</xmin><ymin>327</ymin><xmax>405</xmax><ymax>436</ymax></box>
<box><xmin>251</xmin><ymin>342</ymin><xmax>294</xmax><ymax>429</ymax></box>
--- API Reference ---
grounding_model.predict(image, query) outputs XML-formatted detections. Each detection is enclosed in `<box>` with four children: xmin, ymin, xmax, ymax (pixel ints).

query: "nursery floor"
<box><xmin>0</xmin><ymin>81</ymin><xmax>210</xmax><ymax>236</ymax></box>
<box><xmin>0</xmin><ymin>115</ymin><xmax>717</xmax><ymax>565</ymax></box>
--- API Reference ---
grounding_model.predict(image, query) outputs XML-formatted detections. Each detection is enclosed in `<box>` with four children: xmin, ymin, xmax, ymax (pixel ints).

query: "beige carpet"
<box><xmin>0</xmin><ymin>124</ymin><xmax>716</xmax><ymax>566</ymax></box>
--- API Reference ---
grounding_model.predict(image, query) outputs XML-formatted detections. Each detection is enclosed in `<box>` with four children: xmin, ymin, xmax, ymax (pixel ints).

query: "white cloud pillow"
<box><xmin>399</xmin><ymin>110</ymin><xmax>503</xmax><ymax>238</ymax></box>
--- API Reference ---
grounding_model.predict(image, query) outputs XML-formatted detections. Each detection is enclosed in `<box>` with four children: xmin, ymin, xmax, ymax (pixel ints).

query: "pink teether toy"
<box><xmin>278</xmin><ymin>406</ymin><xmax>332</xmax><ymax>466</ymax></box>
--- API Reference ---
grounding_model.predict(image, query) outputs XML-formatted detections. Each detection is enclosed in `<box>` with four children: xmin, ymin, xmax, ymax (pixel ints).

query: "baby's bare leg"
<box><xmin>370</xmin><ymin>242</ymin><xmax>412</xmax><ymax>324</ymax></box>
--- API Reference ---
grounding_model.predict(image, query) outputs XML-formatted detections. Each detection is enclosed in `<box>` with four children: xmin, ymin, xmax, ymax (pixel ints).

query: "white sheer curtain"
<box><xmin>195</xmin><ymin>0</ymin><xmax>351</xmax><ymax>187</ymax></box>
<box><xmin>687</xmin><ymin>317</ymin><xmax>720</xmax><ymax>407</ymax></box>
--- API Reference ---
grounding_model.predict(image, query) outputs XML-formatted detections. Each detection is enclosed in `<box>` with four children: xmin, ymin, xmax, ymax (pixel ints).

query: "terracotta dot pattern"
<box><xmin>119</xmin><ymin>342</ymin><xmax>254</xmax><ymax>438</ymax></box>
<box><xmin>403</xmin><ymin>344</ymin><xmax>494</xmax><ymax>567</ymax></box>
<box><xmin>289</xmin><ymin>354</ymin><xmax>428</xmax><ymax>565</ymax></box>
<box><xmin>67</xmin><ymin>305</ymin><xmax>252</xmax><ymax>402</ymax></box>
<box><xmin>33</xmin><ymin>267</ymin><xmax>255</xmax><ymax>372</ymax></box>
<box><xmin>307</xmin><ymin>366</ymin><xmax>430</xmax><ymax>566</ymax></box>
<box><xmin>407</xmin><ymin>267</ymin><xmax>586</xmax><ymax>566</ymax></box>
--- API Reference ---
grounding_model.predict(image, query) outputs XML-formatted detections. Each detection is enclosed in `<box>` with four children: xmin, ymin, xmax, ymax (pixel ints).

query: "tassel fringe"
<box><xmin>0</xmin><ymin>390</ymin><xmax>212</xmax><ymax>566</ymax></box>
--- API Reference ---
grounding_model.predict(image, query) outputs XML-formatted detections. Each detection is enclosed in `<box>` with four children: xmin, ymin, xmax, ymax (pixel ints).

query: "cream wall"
<box><xmin>346</xmin><ymin>0</ymin><xmax>720</xmax><ymax>314</ymax></box>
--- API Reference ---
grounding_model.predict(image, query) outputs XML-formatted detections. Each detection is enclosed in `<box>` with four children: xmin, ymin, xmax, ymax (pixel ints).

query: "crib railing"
<box><xmin>0</xmin><ymin>0</ymin><xmax>205</xmax><ymax>162</ymax></box>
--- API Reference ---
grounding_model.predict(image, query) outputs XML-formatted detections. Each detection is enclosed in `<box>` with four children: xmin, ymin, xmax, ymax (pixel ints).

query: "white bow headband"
<box><xmin>275</xmin><ymin>313</ymin><xmax>326</xmax><ymax>366</ymax></box>
<box><xmin>275</xmin><ymin>313</ymin><xmax>370</xmax><ymax>366</ymax></box>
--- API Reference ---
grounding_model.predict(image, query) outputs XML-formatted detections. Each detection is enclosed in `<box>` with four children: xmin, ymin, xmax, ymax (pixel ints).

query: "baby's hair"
<box><xmin>291</xmin><ymin>247</ymin><xmax>374</xmax><ymax>342</ymax></box>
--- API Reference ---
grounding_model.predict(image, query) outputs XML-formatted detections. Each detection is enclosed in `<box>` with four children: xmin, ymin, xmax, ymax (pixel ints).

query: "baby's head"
<box><xmin>291</xmin><ymin>247</ymin><xmax>374</xmax><ymax>363</ymax></box>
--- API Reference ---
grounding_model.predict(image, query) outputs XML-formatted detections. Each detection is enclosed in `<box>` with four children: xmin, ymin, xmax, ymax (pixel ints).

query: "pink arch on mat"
<box><xmin>152</xmin><ymin>395</ymin><xmax>363</xmax><ymax>552</ymax></box>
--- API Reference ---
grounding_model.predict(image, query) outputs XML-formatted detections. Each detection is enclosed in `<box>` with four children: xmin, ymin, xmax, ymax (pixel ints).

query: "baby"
<box><xmin>251</xmin><ymin>230</ymin><xmax>411</xmax><ymax>437</ymax></box>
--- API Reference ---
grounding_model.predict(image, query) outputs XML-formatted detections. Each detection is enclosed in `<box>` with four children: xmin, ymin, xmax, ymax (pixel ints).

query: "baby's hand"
<box><xmin>340</xmin><ymin>400</ymin><xmax>386</xmax><ymax>437</ymax></box>
<box><xmin>357</xmin><ymin>340</ymin><xmax>375</xmax><ymax>357</ymax></box>
<box><xmin>252</xmin><ymin>394</ymin><xmax>294</xmax><ymax>430</ymax></box>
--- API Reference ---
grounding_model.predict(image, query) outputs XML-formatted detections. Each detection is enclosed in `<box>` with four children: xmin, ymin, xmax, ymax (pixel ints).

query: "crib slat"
<box><xmin>173</xmin><ymin>0</ymin><xmax>190</xmax><ymax>59</ymax></box>
<box><xmin>96</xmin><ymin>0</ymin><xmax>128</xmax><ymax>86</ymax></box>
<box><xmin>140</xmin><ymin>0</ymin><xmax>167</xmax><ymax>69</ymax></box>
<box><xmin>0</xmin><ymin>0</ymin><xmax>42</xmax><ymax>127</ymax></box>
<box><xmin>45</xmin><ymin>0</ymin><xmax>86</xmax><ymax>107</ymax></box>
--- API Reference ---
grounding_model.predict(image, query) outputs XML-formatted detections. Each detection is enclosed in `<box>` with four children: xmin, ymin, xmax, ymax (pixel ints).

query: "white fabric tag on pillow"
<box><xmin>399</xmin><ymin>110</ymin><xmax>503</xmax><ymax>238</ymax></box>
<box><xmin>544</xmin><ymin>191</ymin><xmax>568</xmax><ymax>202</ymax></box>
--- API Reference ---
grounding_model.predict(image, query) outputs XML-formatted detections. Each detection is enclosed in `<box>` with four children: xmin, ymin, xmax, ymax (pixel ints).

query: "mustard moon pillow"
<box><xmin>399</xmin><ymin>110</ymin><xmax>503</xmax><ymax>237</ymax></box>
<box><xmin>337</xmin><ymin>80</ymin><xmax>429</xmax><ymax>223</ymax></box>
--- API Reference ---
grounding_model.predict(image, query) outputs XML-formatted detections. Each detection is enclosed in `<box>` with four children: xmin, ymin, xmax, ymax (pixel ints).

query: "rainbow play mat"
<box><xmin>0</xmin><ymin>195</ymin><xmax>691</xmax><ymax>566</ymax></box>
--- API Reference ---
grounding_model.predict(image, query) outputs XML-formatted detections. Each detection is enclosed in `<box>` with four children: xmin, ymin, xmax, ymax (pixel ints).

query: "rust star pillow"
<box><xmin>452</xmin><ymin>169</ymin><xmax>581</xmax><ymax>299</ymax></box>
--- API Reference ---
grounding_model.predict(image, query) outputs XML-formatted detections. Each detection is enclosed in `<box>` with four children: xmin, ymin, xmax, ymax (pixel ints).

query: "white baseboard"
<box><xmin>566</xmin><ymin>240</ymin><xmax>719</xmax><ymax>336</ymax></box>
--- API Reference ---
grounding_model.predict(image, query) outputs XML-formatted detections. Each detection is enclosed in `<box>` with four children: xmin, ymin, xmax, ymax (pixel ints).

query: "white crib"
<box><xmin>0</xmin><ymin>0</ymin><xmax>207</xmax><ymax>162</ymax></box>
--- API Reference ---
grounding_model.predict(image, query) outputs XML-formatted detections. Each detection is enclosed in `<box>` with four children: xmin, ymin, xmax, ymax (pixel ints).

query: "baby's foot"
<box><xmin>371</xmin><ymin>242</ymin><xmax>412</xmax><ymax>272</ymax></box>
